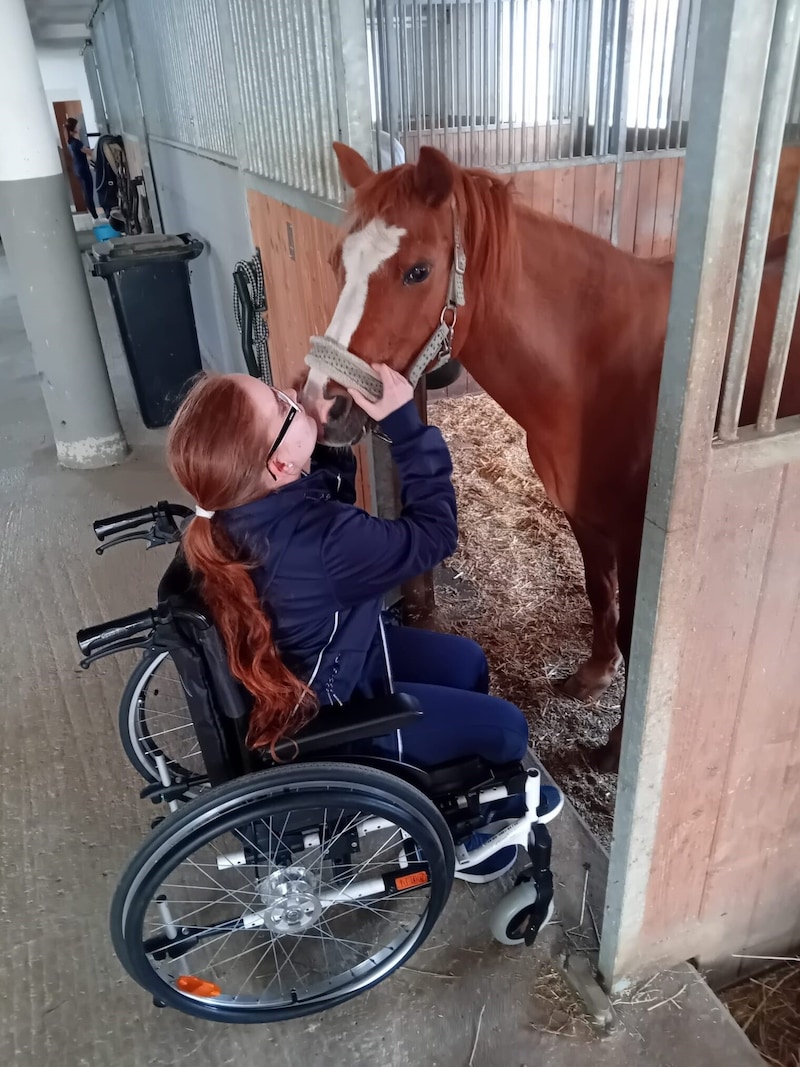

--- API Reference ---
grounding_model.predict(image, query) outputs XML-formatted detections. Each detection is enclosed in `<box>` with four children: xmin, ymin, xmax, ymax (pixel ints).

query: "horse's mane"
<box><xmin>349</xmin><ymin>162</ymin><xmax>521</xmax><ymax>307</ymax></box>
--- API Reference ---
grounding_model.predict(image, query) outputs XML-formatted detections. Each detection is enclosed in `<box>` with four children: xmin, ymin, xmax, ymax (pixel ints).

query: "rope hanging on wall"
<box><xmin>232</xmin><ymin>249</ymin><xmax>271</xmax><ymax>384</ymax></box>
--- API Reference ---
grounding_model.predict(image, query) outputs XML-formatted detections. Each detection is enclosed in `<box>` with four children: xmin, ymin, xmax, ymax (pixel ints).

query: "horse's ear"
<box><xmin>414</xmin><ymin>147</ymin><xmax>454</xmax><ymax>207</ymax></box>
<box><xmin>333</xmin><ymin>142</ymin><xmax>373</xmax><ymax>189</ymax></box>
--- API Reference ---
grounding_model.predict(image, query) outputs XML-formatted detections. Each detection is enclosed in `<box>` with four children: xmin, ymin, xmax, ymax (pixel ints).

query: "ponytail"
<box><xmin>168</xmin><ymin>373</ymin><xmax>317</xmax><ymax>755</ymax></box>
<box><xmin>182</xmin><ymin>516</ymin><xmax>316</xmax><ymax>753</ymax></box>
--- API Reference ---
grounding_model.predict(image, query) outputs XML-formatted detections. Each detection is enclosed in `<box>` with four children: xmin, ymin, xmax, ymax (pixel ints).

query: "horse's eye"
<box><xmin>403</xmin><ymin>263</ymin><xmax>431</xmax><ymax>286</ymax></box>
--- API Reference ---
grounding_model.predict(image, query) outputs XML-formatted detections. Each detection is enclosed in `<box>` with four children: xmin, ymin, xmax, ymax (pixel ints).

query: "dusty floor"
<box><xmin>429</xmin><ymin>394</ymin><xmax>621</xmax><ymax>844</ymax></box>
<box><xmin>0</xmin><ymin>244</ymin><xmax>761</xmax><ymax>1065</ymax></box>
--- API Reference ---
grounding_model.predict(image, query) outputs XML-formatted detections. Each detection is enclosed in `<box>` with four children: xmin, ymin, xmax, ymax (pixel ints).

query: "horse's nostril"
<box><xmin>329</xmin><ymin>395</ymin><xmax>350</xmax><ymax>421</ymax></box>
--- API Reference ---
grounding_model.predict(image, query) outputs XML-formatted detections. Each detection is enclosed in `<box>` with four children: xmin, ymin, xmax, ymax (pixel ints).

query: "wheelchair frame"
<box><xmin>77</xmin><ymin>501</ymin><xmax>561</xmax><ymax>1023</ymax></box>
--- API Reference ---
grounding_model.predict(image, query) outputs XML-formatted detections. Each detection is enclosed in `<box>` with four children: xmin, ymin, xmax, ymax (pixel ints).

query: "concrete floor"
<box><xmin>0</xmin><ymin>240</ymin><xmax>762</xmax><ymax>1066</ymax></box>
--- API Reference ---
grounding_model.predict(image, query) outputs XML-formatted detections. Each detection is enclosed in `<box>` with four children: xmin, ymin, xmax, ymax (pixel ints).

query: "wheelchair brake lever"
<box><xmin>79</xmin><ymin>635</ymin><xmax>154</xmax><ymax>669</ymax></box>
<box><xmin>95</xmin><ymin>530</ymin><xmax>154</xmax><ymax>555</ymax></box>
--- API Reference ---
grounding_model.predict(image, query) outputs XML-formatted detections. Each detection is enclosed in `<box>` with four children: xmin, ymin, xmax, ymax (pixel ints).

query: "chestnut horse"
<box><xmin>303</xmin><ymin>142</ymin><xmax>800</xmax><ymax>770</ymax></box>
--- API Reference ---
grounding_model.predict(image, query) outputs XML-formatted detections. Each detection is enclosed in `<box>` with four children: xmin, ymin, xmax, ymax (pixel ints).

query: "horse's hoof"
<box><xmin>556</xmin><ymin>671</ymin><xmax>612</xmax><ymax>703</ymax></box>
<box><xmin>586</xmin><ymin>743</ymin><xmax>620</xmax><ymax>774</ymax></box>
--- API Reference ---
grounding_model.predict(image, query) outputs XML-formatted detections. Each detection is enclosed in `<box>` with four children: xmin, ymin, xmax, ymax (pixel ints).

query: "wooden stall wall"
<box><xmin>246</xmin><ymin>188</ymin><xmax>374</xmax><ymax>511</ymax></box>
<box><xmin>640</xmin><ymin>449</ymin><xmax>800</xmax><ymax>984</ymax></box>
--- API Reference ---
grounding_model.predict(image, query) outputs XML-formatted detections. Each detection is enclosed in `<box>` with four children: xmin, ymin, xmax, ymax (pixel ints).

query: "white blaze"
<box><xmin>327</xmin><ymin>218</ymin><xmax>406</xmax><ymax>347</ymax></box>
<box><xmin>305</xmin><ymin>217</ymin><xmax>406</xmax><ymax>411</ymax></box>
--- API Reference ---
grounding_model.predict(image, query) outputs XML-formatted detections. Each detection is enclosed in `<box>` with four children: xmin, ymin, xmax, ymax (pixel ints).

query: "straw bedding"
<box><xmin>428</xmin><ymin>393</ymin><xmax>623</xmax><ymax>844</ymax></box>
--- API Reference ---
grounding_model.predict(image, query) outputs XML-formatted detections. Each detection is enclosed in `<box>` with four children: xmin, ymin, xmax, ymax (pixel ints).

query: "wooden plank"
<box><xmin>671</xmin><ymin>157</ymin><xmax>685</xmax><ymax>255</ymax></box>
<box><xmin>633</xmin><ymin>158</ymin><xmax>660</xmax><ymax>258</ymax></box>
<box><xmin>616</xmin><ymin>159</ymin><xmax>640</xmax><ymax>252</ymax></box>
<box><xmin>532</xmin><ymin>168</ymin><xmax>555</xmax><ymax>216</ymax></box>
<box><xmin>592</xmin><ymin>163</ymin><xmax>616</xmax><ymax>242</ymax></box>
<box><xmin>652</xmin><ymin>157</ymin><xmax>680</xmax><ymax>258</ymax></box>
<box><xmin>511</xmin><ymin>170</ymin><xmax>537</xmax><ymax>212</ymax></box>
<box><xmin>572</xmin><ymin>165</ymin><xmax>596</xmax><ymax>234</ymax></box>
<box><xmin>643</xmin><ymin>465</ymin><xmax>785</xmax><ymax>941</ymax></box>
<box><xmin>552</xmin><ymin>166</ymin><xmax>576</xmax><ymax>224</ymax></box>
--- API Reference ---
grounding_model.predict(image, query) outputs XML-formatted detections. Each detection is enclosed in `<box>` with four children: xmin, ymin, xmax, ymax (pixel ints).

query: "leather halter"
<box><xmin>305</xmin><ymin>203</ymin><xmax>466</xmax><ymax>402</ymax></box>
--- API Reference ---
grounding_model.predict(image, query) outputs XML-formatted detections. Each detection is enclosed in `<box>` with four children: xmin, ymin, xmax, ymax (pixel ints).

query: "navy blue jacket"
<box><xmin>223</xmin><ymin>401</ymin><xmax>457</xmax><ymax>706</ymax></box>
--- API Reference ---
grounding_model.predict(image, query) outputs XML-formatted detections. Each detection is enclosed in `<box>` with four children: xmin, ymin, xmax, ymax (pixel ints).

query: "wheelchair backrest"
<box><xmin>156</xmin><ymin>552</ymin><xmax>259</xmax><ymax>785</ymax></box>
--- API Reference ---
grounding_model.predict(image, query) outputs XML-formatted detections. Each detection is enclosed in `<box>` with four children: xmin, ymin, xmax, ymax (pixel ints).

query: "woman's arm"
<box><xmin>321</xmin><ymin>399</ymin><xmax>457</xmax><ymax>606</ymax></box>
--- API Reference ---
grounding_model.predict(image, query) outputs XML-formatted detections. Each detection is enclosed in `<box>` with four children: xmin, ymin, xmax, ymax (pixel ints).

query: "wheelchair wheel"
<box><xmin>119</xmin><ymin>651</ymin><xmax>204</xmax><ymax>783</ymax></box>
<box><xmin>111</xmin><ymin>762</ymin><xmax>455</xmax><ymax>1023</ymax></box>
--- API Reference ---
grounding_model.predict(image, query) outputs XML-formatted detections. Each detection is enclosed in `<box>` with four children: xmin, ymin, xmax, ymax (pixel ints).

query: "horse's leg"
<box><xmin>588</xmin><ymin>528</ymin><xmax>640</xmax><ymax>773</ymax></box>
<box><xmin>559</xmin><ymin>519</ymin><xmax>623</xmax><ymax>700</ymax></box>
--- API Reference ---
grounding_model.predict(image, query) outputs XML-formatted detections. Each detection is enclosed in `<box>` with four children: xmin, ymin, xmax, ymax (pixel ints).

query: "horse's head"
<box><xmin>303</xmin><ymin>143</ymin><xmax>472</xmax><ymax>446</ymax></box>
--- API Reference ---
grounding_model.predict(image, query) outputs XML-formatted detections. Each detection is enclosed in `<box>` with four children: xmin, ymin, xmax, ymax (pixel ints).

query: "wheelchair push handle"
<box><xmin>92</xmin><ymin>501</ymin><xmax>192</xmax><ymax>553</ymax></box>
<box><xmin>77</xmin><ymin>608</ymin><xmax>157</xmax><ymax>658</ymax></box>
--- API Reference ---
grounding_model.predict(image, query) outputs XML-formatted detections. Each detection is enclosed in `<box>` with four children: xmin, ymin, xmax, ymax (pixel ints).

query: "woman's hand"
<box><xmin>347</xmin><ymin>364</ymin><xmax>414</xmax><ymax>422</ymax></box>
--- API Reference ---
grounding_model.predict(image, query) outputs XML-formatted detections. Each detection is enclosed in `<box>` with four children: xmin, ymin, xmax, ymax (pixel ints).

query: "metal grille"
<box><xmin>718</xmin><ymin>0</ymin><xmax>800</xmax><ymax>440</ymax></box>
<box><xmin>367</xmin><ymin>0</ymin><xmax>699</xmax><ymax>169</ymax></box>
<box><xmin>124</xmin><ymin>0</ymin><xmax>234</xmax><ymax>157</ymax></box>
<box><xmin>228</xmin><ymin>0</ymin><xmax>344</xmax><ymax>201</ymax></box>
<box><xmin>92</xmin><ymin>9</ymin><xmax>123</xmax><ymax>134</ymax></box>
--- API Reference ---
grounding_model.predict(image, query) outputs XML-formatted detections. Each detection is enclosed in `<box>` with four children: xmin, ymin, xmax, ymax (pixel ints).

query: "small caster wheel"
<box><xmin>150</xmin><ymin>816</ymin><xmax>165</xmax><ymax>830</ymax></box>
<box><xmin>152</xmin><ymin>996</ymin><xmax>166</xmax><ymax>1008</ymax></box>
<box><xmin>490</xmin><ymin>882</ymin><xmax>555</xmax><ymax>946</ymax></box>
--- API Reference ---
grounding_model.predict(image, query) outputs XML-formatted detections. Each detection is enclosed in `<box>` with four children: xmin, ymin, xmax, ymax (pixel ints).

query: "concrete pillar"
<box><xmin>0</xmin><ymin>0</ymin><xmax>128</xmax><ymax>469</ymax></box>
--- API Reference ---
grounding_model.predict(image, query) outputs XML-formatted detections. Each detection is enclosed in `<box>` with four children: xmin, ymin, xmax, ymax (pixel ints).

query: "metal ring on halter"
<box><xmin>440</xmin><ymin>304</ymin><xmax>458</xmax><ymax>329</ymax></box>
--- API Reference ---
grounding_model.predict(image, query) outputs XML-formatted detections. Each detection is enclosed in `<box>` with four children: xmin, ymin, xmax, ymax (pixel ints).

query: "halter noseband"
<box><xmin>305</xmin><ymin>203</ymin><xmax>466</xmax><ymax>402</ymax></box>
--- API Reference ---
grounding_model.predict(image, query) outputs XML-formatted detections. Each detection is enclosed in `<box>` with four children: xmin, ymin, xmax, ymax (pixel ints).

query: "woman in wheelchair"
<box><xmin>166</xmin><ymin>365</ymin><xmax>560</xmax><ymax>885</ymax></box>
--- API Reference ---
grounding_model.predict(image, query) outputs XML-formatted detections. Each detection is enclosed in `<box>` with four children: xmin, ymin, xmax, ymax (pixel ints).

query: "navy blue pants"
<box><xmin>372</xmin><ymin>627</ymin><xmax>529</xmax><ymax>769</ymax></box>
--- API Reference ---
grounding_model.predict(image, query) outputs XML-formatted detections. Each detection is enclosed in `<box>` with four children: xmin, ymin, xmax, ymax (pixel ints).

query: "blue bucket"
<box><xmin>93</xmin><ymin>222</ymin><xmax>118</xmax><ymax>241</ymax></box>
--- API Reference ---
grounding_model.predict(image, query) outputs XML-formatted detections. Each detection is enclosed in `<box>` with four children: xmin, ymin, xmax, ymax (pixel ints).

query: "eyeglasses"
<box><xmin>265</xmin><ymin>387</ymin><xmax>302</xmax><ymax>479</ymax></box>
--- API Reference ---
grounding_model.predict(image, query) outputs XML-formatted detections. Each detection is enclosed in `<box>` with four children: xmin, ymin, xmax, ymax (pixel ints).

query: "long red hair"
<box><xmin>167</xmin><ymin>374</ymin><xmax>315</xmax><ymax>752</ymax></box>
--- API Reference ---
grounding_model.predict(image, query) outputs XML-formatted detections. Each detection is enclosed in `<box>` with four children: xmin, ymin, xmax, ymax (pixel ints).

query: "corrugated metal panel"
<box><xmin>95</xmin><ymin>3</ymin><xmax>141</xmax><ymax>136</ymax></box>
<box><xmin>229</xmin><ymin>0</ymin><xmax>343</xmax><ymax>201</ymax></box>
<box><xmin>92</xmin><ymin>12</ymin><xmax>122</xmax><ymax>133</ymax></box>
<box><xmin>125</xmin><ymin>0</ymin><xmax>234</xmax><ymax>157</ymax></box>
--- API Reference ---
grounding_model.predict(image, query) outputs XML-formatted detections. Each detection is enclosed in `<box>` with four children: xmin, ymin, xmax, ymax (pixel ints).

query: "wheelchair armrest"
<box><xmin>270</xmin><ymin>693</ymin><xmax>422</xmax><ymax>762</ymax></box>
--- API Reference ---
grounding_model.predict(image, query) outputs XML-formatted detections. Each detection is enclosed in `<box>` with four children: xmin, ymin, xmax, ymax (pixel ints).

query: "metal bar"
<box><xmin>369</xmin><ymin>0</ymin><xmax>384</xmax><ymax>167</ymax></box>
<box><xmin>545</xmin><ymin>0</ymin><xmax>556</xmax><ymax>159</ymax></box>
<box><xmin>644</xmin><ymin>0</ymin><xmax>661</xmax><ymax>151</ymax></box>
<box><xmin>482</xmin><ymin>0</ymin><xmax>489</xmax><ymax>164</ymax></box>
<box><xmin>533</xmin><ymin>0</ymin><xmax>542</xmax><ymax>160</ymax></box>
<box><xmin>718</xmin><ymin>0</ymin><xmax>800</xmax><ymax>441</ymax></box>
<box><xmin>520</xmin><ymin>0</ymin><xmax>529</xmax><ymax>163</ymax></box>
<box><xmin>556</xmin><ymin>0</ymin><xmax>567</xmax><ymax>159</ymax></box>
<box><xmin>454</xmin><ymin>0</ymin><xmax>462</xmax><ymax>163</ymax></box>
<box><xmin>443</xmin><ymin>0</ymin><xmax>452</xmax><ymax>154</ymax></box>
<box><xmin>568</xmin><ymin>0</ymin><xmax>581</xmax><ymax>158</ymax></box>
<box><xmin>433</xmin><ymin>0</ymin><xmax>444</xmax><ymax>149</ymax></box>
<box><xmin>596</xmin><ymin>0</ymin><xmax>615</xmax><ymax>157</ymax></box>
<box><xmin>580</xmin><ymin>0</ymin><xmax>591</xmax><ymax>158</ymax></box>
<box><xmin>654</xmin><ymin>0</ymin><xmax>673</xmax><ymax>150</ymax></box>
<box><xmin>399</xmin><ymin>0</ymin><xmax>412</xmax><ymax>152</ymax></box>
<box><xmin>412</xmin><ymin>0</ymin><xmax>423</xmax><ymax>139</ymax></box>
<box><xmin>611</xmin><ymin>0</ymin><xmax>634</xmax><ymax>246</ymax></box>
<box><xmin>757</xmin><ymin>175</ymin><xmax>800</xmax><ymax>431</ymax></box>
<box><xmin>468</xmin><ymin>0</ymin><xmax>476</xmax><ymax>165</ymax></box>
<box><xmin>508</xmin><ymin>0</ymin><xmax>516</xmax><ymax>164</ymax></box>
<box><xmin>494</xmin><ymin>0</ymin><xmax>502</xmax><ymax>166</ymax></box>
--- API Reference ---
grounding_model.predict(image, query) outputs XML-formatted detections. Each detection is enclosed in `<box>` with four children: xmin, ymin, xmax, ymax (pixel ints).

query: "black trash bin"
<box><xmin>91</xmin><ymin>233</ymin><xmax>204</xmax><ymax>428</ymax></box>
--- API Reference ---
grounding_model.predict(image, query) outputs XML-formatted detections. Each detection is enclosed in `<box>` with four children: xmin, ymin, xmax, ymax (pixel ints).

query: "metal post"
<box><xmin>598</xmin><ymin>0</ymin><xmax>777</xmax><ymax>988</ymax></box>
<box><xmin>0</xmin><ymin>0</ymin><xmax>128</xmax><ymax>469</ymax></box>
<box><xmin>610</xmin><ymin>0</ymin><xmax>634</xmax><ymax>247</ymax></box>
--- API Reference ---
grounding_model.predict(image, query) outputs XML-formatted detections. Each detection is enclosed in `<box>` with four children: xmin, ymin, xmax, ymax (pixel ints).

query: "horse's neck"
<box><xmin>459</xmin><ymin>206</ymin><xmax>671</xmax><ymax>428</ymax></box>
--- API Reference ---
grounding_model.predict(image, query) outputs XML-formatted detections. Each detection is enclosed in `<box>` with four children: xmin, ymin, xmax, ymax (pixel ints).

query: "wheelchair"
<box><xmin>77</xmin><ymin>502</ymin><xmax>562</xmax><ymax>1024</ymax></box>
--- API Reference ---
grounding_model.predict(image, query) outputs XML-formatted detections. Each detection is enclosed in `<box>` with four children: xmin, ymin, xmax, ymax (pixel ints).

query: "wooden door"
<box><xmin>52</xmin><ymin>100</ymin><xmax>87</xmax><ymax>213</ymax></box>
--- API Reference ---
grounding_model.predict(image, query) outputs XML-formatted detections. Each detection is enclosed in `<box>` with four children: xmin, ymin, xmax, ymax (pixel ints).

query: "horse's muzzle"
<box><xmin>319</xmin><ymin>395</ymin><xmax>370</xmax><ymax>447</ymax></box>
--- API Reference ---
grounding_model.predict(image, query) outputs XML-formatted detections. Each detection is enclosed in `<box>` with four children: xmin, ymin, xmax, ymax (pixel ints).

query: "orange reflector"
<box><xmin>176</xmin><ymin>975</ymin><xmax>222</xmax><ymax>998</ymax></box>
<box><xmin>395</xmin><ymin>870</ymin><xmax>429</xmax><ymax>891</ymax></box>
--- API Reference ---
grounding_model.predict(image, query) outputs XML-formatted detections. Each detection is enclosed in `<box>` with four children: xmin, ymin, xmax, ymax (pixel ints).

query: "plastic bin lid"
<box><xmin>91</xmin><ymin>233</ymin><xmax>198</xmax><ymax>259</ymax></box>
<box><xmin>89</xmin><ymin>233</ymin><xmax>204</xmax><ymax>275</ymax></box>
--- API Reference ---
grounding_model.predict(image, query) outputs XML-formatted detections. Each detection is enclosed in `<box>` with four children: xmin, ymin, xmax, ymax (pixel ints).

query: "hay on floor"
<box><xmin>428</xmin><ymin>393</ymin><xmax>622</xmax><ymax>844</ymax></box>
<box><xmin>721</xmin><ymin>964</ymin><xmax>800</xmax><ymax>1067</ymax></box>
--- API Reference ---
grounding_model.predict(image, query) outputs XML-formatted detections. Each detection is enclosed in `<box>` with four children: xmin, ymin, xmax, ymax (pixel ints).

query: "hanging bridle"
<box><xmin>305</xmin><ymin>203</ymin><xmax>467</xmax><ymax>402</ymax></box>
